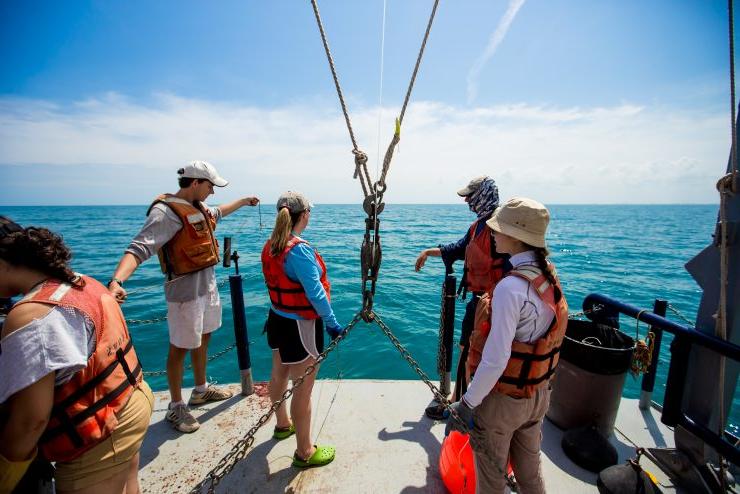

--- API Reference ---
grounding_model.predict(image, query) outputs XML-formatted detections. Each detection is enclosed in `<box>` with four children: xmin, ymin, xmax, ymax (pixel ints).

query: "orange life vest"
<box><xmin>148</xmin><ymin>194</ymin><xmax>220</xmax><ymax>278</ymax></box>
<box><xmin>261</xmin><ymin>237</ymin><xmax>331</xmax><ymax>320</ymax></box>
<box><xmin>463</xmin><ymin>220</ymin><xmax>507</xmax><ymax>293</ymax></box>
<box><xmin>466</xmin><ymin>263</ymin><xmax>569</xmax><ymax>399</ymax></box>
<box><xmin>13</xmin><ymin>275</ymin><xmax>142</xmax><ymax>462</ymax></box>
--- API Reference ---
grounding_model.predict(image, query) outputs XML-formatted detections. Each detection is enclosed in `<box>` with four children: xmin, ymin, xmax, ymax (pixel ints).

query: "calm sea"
<box><xmin>3</xmin><ymin>204</ymin><xmax>735</xmax><ymax>429</ymax></box>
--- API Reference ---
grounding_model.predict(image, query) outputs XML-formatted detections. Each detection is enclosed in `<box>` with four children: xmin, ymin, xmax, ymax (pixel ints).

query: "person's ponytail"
<box><xmin>533</xmin><ymin>247</ymin><xmax>562</xmax><ymax>303</ymax></box>
<box><xmin>269</xmin><ymin>208</ymin><xmax>303</xmax><ymax>256</ymax></box>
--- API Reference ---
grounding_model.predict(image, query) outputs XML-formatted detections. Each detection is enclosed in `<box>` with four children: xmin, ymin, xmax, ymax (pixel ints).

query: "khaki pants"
<box><xmin>470</xmin><ymin>386</ymin><xmax>550</xmax><ymax>494</ymax></box>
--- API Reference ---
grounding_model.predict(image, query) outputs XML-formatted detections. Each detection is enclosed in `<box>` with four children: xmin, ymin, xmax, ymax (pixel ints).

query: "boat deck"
<box><xmin>139</xmin><ymin>380</ymin><xmax>676</xmax><ymax>493</ymax></box>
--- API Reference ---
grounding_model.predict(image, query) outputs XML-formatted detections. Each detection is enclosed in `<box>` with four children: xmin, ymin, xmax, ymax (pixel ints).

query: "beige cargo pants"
<box><xmin>469</xmin><ymin>386</ymin><xmax>551</xmax><ymax>493</ymax></box>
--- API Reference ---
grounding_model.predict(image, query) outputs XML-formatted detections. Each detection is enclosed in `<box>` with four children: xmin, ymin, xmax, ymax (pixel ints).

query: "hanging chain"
<box><xmin>191</xmin><ymin>312</ymin><xmax>363</xmax><ymax>494</ymax></box>
<box><xmin>371</xmin><ymin>310</ymin><xmax>514</xmax><ymax>485</ymax></box>
<box><xmin>436</xmin><ymin>279</ymin><xmax>448</xmax><ymax>378</ymax></box>
<box><xmin>142</xmin><ymin>343</ymin><xmax>239</xmax><ymax>378</ymax></box>
<box><xmin>666</xmin><ymin>303</ymin><xmax>696</xmax><ymax>328</ymax></box>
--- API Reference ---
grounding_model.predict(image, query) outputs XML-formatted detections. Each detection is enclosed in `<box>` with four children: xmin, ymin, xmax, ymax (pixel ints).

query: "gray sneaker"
<box><xmin>188</xmin><ymin>385</ymin><xmax>233</xmax><ymax>406</ymax></box>
<box><xmin>166</xmin><ymin>403</ymin><xmax>200</xmax><ymax>433</ymax></box>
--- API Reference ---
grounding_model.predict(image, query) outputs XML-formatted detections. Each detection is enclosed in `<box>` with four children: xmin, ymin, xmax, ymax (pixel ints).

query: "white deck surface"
<box><xmin>139</xmin><ymin>380</ymin><xmax>676</xmax><ymax>493</ymax></box>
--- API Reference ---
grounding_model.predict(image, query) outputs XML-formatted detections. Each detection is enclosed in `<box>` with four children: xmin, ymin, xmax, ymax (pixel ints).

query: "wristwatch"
<box><xmin>107</xmin><ymin>277</ymin><xmax>123</xmax><ymax>287</ymax></box>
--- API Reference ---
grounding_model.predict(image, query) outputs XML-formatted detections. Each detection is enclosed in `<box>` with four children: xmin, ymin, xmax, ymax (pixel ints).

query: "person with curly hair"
<box><xmin>0</xmin><ymin>216</ymin><xmax>152</xmax><ymax>494</ymax></box>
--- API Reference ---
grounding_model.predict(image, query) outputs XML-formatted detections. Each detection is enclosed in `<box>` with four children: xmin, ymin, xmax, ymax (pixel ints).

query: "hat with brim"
<box><xmin>457</xmin><ymin>175</ymin><xmax>488</xmax><ymax>197</ymax></box>
<box><xmin>179</xmin><ymin>160</ymin><xmax>229</xmax><ymax>187</ymax></box>
<box><xmin>486</xmin><ymin>197</ymin><xmax>549</xmax><ymax>248</ymax></box>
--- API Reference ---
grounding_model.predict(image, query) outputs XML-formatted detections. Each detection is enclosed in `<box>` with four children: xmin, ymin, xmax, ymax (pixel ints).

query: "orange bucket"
<box><xmin>439</xmin><ymin>431</ymin><xmax>476</xmax><ymax>494</ymax></box>
<box><xmin>439</xmin><ymin>431</ymin><xmax>516</xmax><ymax>493</ymax></box>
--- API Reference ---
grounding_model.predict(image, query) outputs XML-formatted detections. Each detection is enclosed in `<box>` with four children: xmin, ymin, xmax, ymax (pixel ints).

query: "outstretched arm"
<box><xmin>415</xmin><ymin>248</ymin><xmax>442</xmax><ymax>271</ymax></box>
<box><xmin>109</xmin><ymin>253</ymin><xmax>142</xmax><ymax>303</ymax></box>
<box><xmin>219</xmin><ymin>197</ymin><xmax>260</xmax><ymax>218</ymax></box>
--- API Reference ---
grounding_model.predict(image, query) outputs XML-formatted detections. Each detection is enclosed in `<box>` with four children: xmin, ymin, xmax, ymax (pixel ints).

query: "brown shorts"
<box><xmin>54</xmin><ymin>380</ymin><xmax>154</xmax><ymax>491</ymax></box>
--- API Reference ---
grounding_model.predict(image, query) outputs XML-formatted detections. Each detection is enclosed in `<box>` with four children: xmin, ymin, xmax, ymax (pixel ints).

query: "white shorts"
<box><xmin>167</xmin><ymin>290</ymin><xmax>222</xmax><ymax>349</ymax></box>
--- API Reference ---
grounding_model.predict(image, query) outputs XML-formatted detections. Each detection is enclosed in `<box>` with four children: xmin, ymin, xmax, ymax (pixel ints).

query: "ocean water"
<box><xmin>3</xmin><ymin>204</ymin><xmax>735</xmax><ymax>428</ymax></box>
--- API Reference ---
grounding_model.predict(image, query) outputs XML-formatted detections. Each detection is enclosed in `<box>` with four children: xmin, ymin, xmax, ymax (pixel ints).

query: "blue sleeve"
<box><xmin>284</xmin><ymin>243</ymin><xmax>339</xmax><ymax>328</ymax></box>
<box><xmin>439</xmin><ymin>227</ymin><xmax>473</xmax><ymax>271</ymax></box>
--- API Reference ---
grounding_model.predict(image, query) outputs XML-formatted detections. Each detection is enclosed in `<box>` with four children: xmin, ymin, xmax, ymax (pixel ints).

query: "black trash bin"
<box><xmin>546</xmin><ymin>319</ymin><xmax>636</xmax><ymax>437</ymax></box>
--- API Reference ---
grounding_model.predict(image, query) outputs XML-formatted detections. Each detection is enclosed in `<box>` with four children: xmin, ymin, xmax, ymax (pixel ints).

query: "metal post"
<box><xmin>229</xmin><ymin>274</ymin><xmax>254</xmax><ymax>396</ymax></box>
<box><xmin>640</xmin><ymin>299</ymin><xmax>667</xmax><ymax>409</ymax></box>
<box><xmin>439</xmin><ymin>274</ymin><xmax>456</xmax><ymax>396</ymax></box>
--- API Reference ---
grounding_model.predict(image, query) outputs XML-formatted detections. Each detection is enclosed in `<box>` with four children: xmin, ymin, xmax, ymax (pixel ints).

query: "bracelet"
<box><xmin>107</xmin><ymin>277</ymin><xmax>123</xmax><ymax>287</ymax></box>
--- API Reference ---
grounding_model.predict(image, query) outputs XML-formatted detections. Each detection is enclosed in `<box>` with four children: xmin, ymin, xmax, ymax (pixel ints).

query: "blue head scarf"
<box><xmin>467</xmin><ymin>177</ymin><xmax>499</xmax><ymax>219</ymax></box>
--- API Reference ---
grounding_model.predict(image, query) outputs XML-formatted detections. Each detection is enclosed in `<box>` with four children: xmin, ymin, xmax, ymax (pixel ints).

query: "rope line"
<box><xmin>309</xmin><ymin>0</ymin><xmax>359</xmax><ymax>153</ymax></box>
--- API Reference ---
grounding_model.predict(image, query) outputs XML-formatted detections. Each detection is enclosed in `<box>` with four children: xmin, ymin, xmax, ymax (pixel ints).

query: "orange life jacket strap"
<box><xmin>41</xmin><ymin>340</ymin><xmax>141</xmax><ymax>446</ymax></box>
<box><xmin>498</xmin><ymin>345</ymin><xmax>561</xmax><ymax>389</ymax></box>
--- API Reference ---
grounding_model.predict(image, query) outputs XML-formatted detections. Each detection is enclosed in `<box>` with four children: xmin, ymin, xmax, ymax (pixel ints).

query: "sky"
<box><xmin>0</xmin><ymin>0</ymin><xmax>734</xmax><ymax>205</ymax></box>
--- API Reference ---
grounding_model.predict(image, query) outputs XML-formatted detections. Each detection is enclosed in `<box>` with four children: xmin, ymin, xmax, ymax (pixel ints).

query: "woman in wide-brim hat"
<box><xmin>447</xmin><ymin>197</ymin><xmax>569</xmax><ymax>493</ymax></box>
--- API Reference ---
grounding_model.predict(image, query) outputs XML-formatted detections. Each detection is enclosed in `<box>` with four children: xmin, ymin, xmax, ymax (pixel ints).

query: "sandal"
<box><xmin>273</xmin><ymin>424</ymin><xmax>296</xmax><ymax>440</ymax></box>
<box><xmin>292</xmin><ymin>445</ymin><xmax>336</xmax><ymax>468</ymax></box>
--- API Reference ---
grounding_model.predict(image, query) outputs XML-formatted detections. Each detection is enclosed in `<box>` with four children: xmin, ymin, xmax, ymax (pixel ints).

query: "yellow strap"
<box><xmin>0</xmin><ymin>449</ymin><xmax>37</xmax><ymax>494</ymax></box>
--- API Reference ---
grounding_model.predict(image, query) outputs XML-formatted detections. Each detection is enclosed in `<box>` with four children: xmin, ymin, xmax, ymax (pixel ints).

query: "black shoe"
<box><xmin>425</xmin><ymin>403</ymin><xmax>447</xmax><ymax>421</ymax></box>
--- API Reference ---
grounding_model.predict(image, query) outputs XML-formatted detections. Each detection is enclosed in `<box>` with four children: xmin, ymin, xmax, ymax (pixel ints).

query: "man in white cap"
<box><xmin>415</xmin><ymin>175</ymin><xmax>510</xmax><ymax>420</ymax></box>
<box><xmin>108</xmin><ymin>160</ymin><xmax>259</xmax><ymax>433</ymax></box>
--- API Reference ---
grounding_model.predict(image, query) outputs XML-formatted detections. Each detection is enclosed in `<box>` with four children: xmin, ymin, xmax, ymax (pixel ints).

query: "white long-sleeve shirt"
<box><xmin>463</xmin><ymin>251</ymin><xmax>556</xmax><ymax>408</ymax></box>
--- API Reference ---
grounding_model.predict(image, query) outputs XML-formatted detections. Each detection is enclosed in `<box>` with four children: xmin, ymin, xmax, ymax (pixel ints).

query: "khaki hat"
<box><xmin>457</xmin><ymin>175</ymin><xmax>489</xmax><ymax>197</ymax></box>
<box><xmin>276</xmin><ymin>191</ymin><xmax>313</xmax><ymax>213</ymax></box>
<box><xmin>486</xmin><ymin>197</ymin><xmax>550</xmax><ymax>248</ymax></box>
<box><xmin>179</xmin><ymin>160</ymin><xmax>228</xmax><ymax>187</ymax></box>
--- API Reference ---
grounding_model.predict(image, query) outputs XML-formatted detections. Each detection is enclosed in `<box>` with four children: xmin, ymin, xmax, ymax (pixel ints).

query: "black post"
<box><xmin>639</xmin><ymin>299</ymin><xmax>667</xmax><ymax>409</ymax></box>
<box><xmin>229</xmin><ymin>274</ymin><xmax>254</xmax><ymax>396</ymax></box>
<box><xmin>662</xmin><ymin>336</ymin><xmax>691</xmax><ymax>427</ymax></box>
<box><xmin>439</xmin><ymin>274</ymin><xmax>456</xmax><ymax>397</ymax></box>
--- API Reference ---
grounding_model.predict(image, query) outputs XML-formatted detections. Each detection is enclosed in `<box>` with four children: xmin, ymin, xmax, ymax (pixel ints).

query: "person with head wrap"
<box><xmin>415</xmin><ymin>176</ymin><xmax>511</xmax><ymax>420</ymax></box>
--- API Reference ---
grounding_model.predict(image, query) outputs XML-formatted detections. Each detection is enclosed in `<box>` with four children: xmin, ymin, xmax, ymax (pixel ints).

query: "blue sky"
<box><xmin>0</xmin><ymin>0</ymin><xmax>733</xmax><ymax>205</ymax></box>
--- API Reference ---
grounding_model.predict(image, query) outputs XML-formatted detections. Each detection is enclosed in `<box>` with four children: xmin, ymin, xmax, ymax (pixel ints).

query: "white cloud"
<box><xmin>467</xmin><ymin>0</ymin><xmax>527</xmax><ymax>104</ymax></box>
<box><xmin>0</xmin><ymin>93</ymin><xmax>728</xmax><ymax>205</ymax></box>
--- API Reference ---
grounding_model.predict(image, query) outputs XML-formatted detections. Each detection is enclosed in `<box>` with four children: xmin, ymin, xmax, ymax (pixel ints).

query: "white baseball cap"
<box><xmin>178</xmin><ymin>160</ymin><xmax>229</xmax><ymax>187</ymax></box>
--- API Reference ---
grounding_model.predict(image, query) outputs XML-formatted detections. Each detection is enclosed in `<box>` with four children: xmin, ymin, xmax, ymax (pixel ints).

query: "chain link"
<box><xmin>371</xmin><ymin>310</ymin><xmax>514</xmax><ymax>485</ymax></box>
<box><xmin>666</xmin><ymin>303</ymin><xmax>696</xmax><ymax>328</ymax></box>
<box><xmin>126</xmin><ymin>315</ymin><xmax>168</xmax><ymax>325</ymax></box>
<box><xmin>190</xmin><ymin>312</ymin><xmax>363</xmax><ymax>494</ymax></box>
<box><xmin>567</xmin><ymin>304</ymin><xmax>603</xmax><ymax>320</ymax></box>
<box><xmin>436</xmin><ymin>279</ymin><xmax>447</xmax><ymax>378</ymax></box>
<box><xmin>142</xmin><ymin>343</ymin><xmax>239</xmax><ymax>377</ymax></box>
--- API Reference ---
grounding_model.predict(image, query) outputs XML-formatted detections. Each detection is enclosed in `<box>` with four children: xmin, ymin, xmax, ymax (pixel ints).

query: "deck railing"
<box><xmin>583</xmin><ymin>293</ymin><xmax>740</xmax><ymax>467</ymax></box>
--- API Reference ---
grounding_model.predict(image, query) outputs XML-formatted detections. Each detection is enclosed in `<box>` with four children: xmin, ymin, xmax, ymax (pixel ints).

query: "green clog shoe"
<box><xmin>273</xmin><ymin>424</ymin><xmax>296</xmax><ymax>440</ymax></box>
<box><xmin>292</xmin><ymin>445</ymin><xmax>336</xmax><ymax>468</ymax></box>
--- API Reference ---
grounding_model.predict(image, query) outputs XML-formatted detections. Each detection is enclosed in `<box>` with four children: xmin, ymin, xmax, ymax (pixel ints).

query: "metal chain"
<box><xmin>191</xmin><ymin>312</ymin><xmax>363</xmax><ymax>494</ymax></box>
<box><xmin>126</xmin><ymin>315</ymin><xmax>168</xmax><ymax>325</ymax></box>
<box><xmin>567</xmin><ymin>304</ymin><xmax>603</xmax><ymax>320</ymax></box>
<box><xmin>125</xmin><ymin>276</ymin><xmax>256</xmax><ymax>327</ymax></box>
<box><xmin>666</xmin><ymin>303</ymin><xmax>696</xmax><ymax>328</ymax></box>
<box><xmin>436</xmin><ymin>279</ymin><xmax>447</xmax><ymax>378</ymax></box>
<box><xmin>142</xmin><ymin>342</ymin><xmax>239</xmax><ymax>377</ymax></box>
<box><xmin>371</xmin><ymin>310</ymin><xmax>514</xmax><ymax>485</ymax></box>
